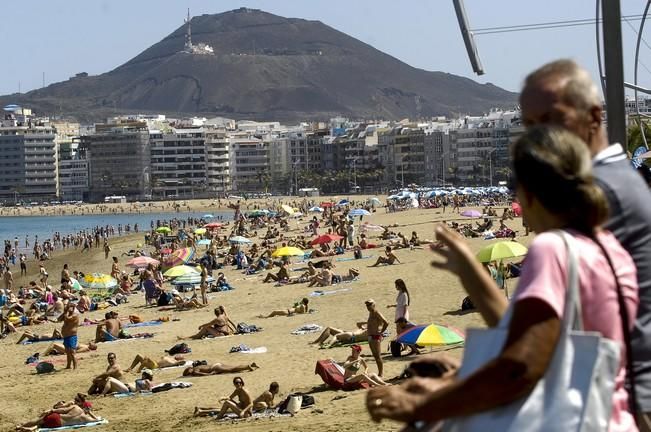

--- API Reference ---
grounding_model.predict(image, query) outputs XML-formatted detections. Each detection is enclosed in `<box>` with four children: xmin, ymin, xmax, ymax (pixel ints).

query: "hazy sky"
<box><xmin>1</xmin><ymin>0</ymin><xmax>650</xmax><ymax>96</ymax></box>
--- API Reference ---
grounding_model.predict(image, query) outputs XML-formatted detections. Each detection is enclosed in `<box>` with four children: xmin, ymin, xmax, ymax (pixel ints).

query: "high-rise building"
<box><xmin>0</xmin><ymin>107</ymin><xmax>58</xmax><ymax>201</ymax></box>
<box><xmin>229</xmin><ymin>133</ymin><xmax>269</xmax><ymax>192</ymax></box>
<box><xmin>82</xmin><ymin>121</ymin><xmax>151</xmax><ymax>202</ymax></box>
<box><xmin>204</xmin><ymin>128</ymin><xmax>230</xmax><ymax>195</ymax></box>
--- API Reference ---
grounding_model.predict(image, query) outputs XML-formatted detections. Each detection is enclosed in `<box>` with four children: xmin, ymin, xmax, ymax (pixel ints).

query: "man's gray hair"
<box><xmin>524</xmin><ymin>59</ymin><xmax>601</xmax><ymax>113</ymax></box>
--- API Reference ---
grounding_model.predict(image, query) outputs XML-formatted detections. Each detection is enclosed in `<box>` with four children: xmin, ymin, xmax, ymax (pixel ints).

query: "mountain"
<box><xmin>0</xmin><ymin>8</ymin><xmax>517</xmax><ymax>121</ymax></box>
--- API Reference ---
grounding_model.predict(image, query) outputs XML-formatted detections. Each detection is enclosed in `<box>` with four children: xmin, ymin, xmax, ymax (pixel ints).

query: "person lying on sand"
<box><xmin>172</xmin><ymin>291</ymin><xmax>208</xmax><ymax>310</ymax></box>
<box><xmin>343</xmin><ymin>344</ymin><xmax>389</xmax><ymax>387</ymax></box>
<box><xmin>307</xmin><ymin>266</ymin><xmax>333</xmax><ymax>287</ymax></box>
<box><xmin>44</xmin><ymin>340</ymin><xmax>97</xmax><ymax>355</ymax></box>
<box><xmin>16</xmin><ymin>329</ymin><xmax>62</xmax><ymax>345</ymax></box>
<box><xmin>259</xmin><ymin>298</ymin><xmax>309</xmax><ymax>318</ymax></box>
<box><xmin>125</xmin><ymin>354</ymin><xmax>187</xmax><ymax>372</ymax></box>
<box><xmin>193</xmin><ymin>376</ymin><xmax>253</xmax><ymax>419</ymax></box>
<box><xmin>310</xmin><ymin>322</ymin><xmax>368</xmax><ymax>346</ymax></box>
<box><xmin>184</xmin><ymin>306</ymin><xmax>236</xmax><ymax>339</ymax></box>
<box><xmin>370</xmin><ymin>246</ymin><xmax>400</xmax><ymax>267</ymax></box>
<box><xmin>182</xmin><ymin>362</ymin><xmax>259</xmax><ymax>377</ymax></box>
<box><xmin>16</xmin><ymin>396</ymin><xmax>98</xmax><ymax>431</ymax></box>
<box><xmin>100</xmin><ymin>369</ymin><xmax>156</xmax><ymax>395</ymax></box>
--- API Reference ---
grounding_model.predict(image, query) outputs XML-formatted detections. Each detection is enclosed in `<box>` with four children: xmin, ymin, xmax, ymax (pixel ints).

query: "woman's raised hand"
<box><xmin>430</xmin><ymin>224</ymin><xmax>475</xmax><ymax>277</ymax></box>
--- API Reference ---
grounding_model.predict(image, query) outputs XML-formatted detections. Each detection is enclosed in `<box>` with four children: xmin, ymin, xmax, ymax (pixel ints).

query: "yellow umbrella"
<box><xmin>271</xmin><ymin>246</ymin><xmax>305</xmax><ymax>257</ymax></box>
<box><xmin>163</xmin><ymin>265</ymin><xmax>200</xmax><ymax>278</ymax></box>
<box><xmin>476</xmin><ymin>241</ymin><xmax>528</xmax><ymax>263</ymax></box>
<box><xmin>281</xmin><ymin>204</ymin><xmax>295</xmax><ymax>215</ymax></box>
<box><xmin>194</xmin><ymin>228</ymin><xmax>207</xmax><ymax>235</ymax></box>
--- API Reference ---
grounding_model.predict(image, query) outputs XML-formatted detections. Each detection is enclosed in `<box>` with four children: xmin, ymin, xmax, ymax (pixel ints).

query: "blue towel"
<box><xmin>123</xmin><ymin>321</ymin><xmax>163</xmax><ymax>328</ymax></box>
<box><xmin>22</xmin><ymin>338</ymin><xmax>63</xmax><ymax>345</ymax></box>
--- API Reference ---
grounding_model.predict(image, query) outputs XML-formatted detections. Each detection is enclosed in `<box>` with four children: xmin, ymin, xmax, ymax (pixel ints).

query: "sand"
<box><xmin>0</xmin><ymin>197</ymin><xmax>530</xmax><ymax>432</ymax></box>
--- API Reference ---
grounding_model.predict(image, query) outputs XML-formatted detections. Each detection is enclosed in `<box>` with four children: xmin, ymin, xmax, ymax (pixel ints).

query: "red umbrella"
<box><xmin>511</xmin><ymin>202</ymin><xmax>522</xmax><ymax>217</ymax></box>
<box><xmin>320</xmin><ymin>202</ymin><xmax>334</xmax><ymax>208</ymax></box>
<box><xmin>161</xmin><ymin>248</ymin><xmax>173</xmax><ymax>254</ymax></box>
<box><xmin>204</xmin><ymin>222</ymin><xmax>223</xmax><ymax>229</ymax></box>
<box><xmin>310</xmin><ymin>234</ymin><xmax>343</xmax><ymax>246</ymax></box>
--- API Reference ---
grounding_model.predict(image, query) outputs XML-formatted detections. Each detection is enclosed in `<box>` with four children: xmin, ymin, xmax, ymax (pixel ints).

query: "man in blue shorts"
<box><xmin>58</xmin><ymin>302</ymin><xmax>80</xmax><ymax>369</ymax></box>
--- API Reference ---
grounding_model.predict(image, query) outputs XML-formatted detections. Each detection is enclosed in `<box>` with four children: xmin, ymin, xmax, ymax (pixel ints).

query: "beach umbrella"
<box><xmin>163</xmin><ymin>265</ymin><xmax>200</xmax><ymax>278</ymax></box>
<box><xmin>248</xmin><ymin>209</ymin><xmax>269</xmax><ymax>218</ymax></box>
<box><xmin>310</xmin><ymin>234</ymin><xmax>343</xmax><ymax>246</ymax></box>
<box><xmin>309</xmin><ymin>206</ymin><xmax>324</xmax><ymax>213</ymax></box>
<box><xmin>80</xmin><ymin>273</ymin><xmax>118</xmax><ymax>290</ymax></box>
<box><xmin>367</xmin><ymin>197</ymin><xmax>382</xmax><ymax>206</ymax></box>
<box><xmin>461</xmin><ymin>210</ymin><xmax>482</xmax><ymax>218</ymax></box>
<box><xmin>281</xmin><ymin>204</ymin><xmax>295</xmax><ymax>215</ymax></box>
<box><xmin>271</xmin><ymin>246</ymin><xmax>305</xmax><ymax>257</ymax></box>
<box><xmin>68</xmin><ymin>278</ymin><xmax>83</xmax><ymax>291</ymax></box>
<box><xmin>320</xmin><ymin>202</ymin><xmax>334</xmax><ymax>208</ymax></box>
<box><xmin>360</xmin><ymin>222</ymin><xmax>384</xmax><ymax>232</ymax></box>
<box><xmin>196</xmin><ymin>239</ymin><xmax>211</xmax><ymax>246</ymax></box>
<box><xmin>160</xmin><ymin>248</ymin><xmax>173</xmax><ymax>255</ymax></box>
<box><xmin>164</xmin><ymin>247</ymin><xmax>195</xmax><ymax>267</ymax></box>
<box><xmin>397</xmin><ymin>324</ymin><xmax>465</xmax><ymax>347</ymax></box>
<box><xmin>203</xmin><ymin>214</ymin><xmax>214</xmax><ymax>218</ymax></box>
<box><xmin>476</xmin><ymin>241</ymin><xmax>528</xmax><ymax>263</ymax></box>
<box><xmin>126</xmin><ymin>256</ymin><xmax>160</xmax><ymax>269</ymax></box>
<box><xmin>194</xmin><ymin>228</ymin><xmax>207</xmax><ymax>235</ymax></box>
<box><xmin>156</xmin><ymin>226</ymin><xmax>172</xmax><ymax>234</ymax></box>
<box><xmin>229</xmin><ymin>236</ymin><xmax>252</xmax><ymax>244</ymax></box>
<box><xmin>348</xmin><ymin>208</ymin><xmax>371</xmax><ymax>217</ymax></box>
<box><xmin>204</xmin><ymin>222</ymin><xmax>223</xmax><ymax>229</ymax></box>
<box><xmin>172</xmin><ymin>274</ymin><xmax>215</xmax><ymax>285</ymax></box>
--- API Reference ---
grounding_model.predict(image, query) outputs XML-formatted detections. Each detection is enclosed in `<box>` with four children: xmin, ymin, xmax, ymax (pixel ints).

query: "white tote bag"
<box><xmin>443</xmin><ymin>231</ymin><xmax>621</xmax><ymax>432</ymax></box>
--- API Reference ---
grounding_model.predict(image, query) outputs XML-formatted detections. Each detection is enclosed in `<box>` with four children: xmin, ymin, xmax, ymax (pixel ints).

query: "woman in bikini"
<box><xmin>187</xmin><ymin>306</ymin><xmax>235</xmax><ymax>339</ymax></box>
<box><xmin>260</xmin><ymin>298</ymin><xmax>309</xmax><ymax>318</ymax></box>
<box><xmin>194</xmin><ymin>376</ymin><xmax>253</xmax><ymax>418</ymax></box>
<box><xmin>343</xmin><ymin>345</ymin><xmax>389</xmax><ymax>387</ymax></box>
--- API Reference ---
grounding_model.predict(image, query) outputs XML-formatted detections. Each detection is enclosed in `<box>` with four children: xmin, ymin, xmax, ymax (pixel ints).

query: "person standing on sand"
<box><xmin>366</xmin><ymin>299</ymin><xmax>389</xmax><ymax>377</ymax></box>
<box><xmin>110</xmin><ymin>257</ymin><xmax>120</xmax><ymax>280</ymax></box>
<box><xmin>38</xmin><ymin>263</ymin><xmax>48</xmax><ymax>288</ymax></box>
<box><xmin>103</xmin><ymin>241</ymin><xmax>111</xmax><ymax>259</ymax></box>
<box><xmin>3</xmin><ymin>268</ymin><xmax>13</xmax><ymax>294</ymax></box>
<box><xmin>58</xmin><ymin>302</ymin><xmax>80</xmax><ymax>369</ymax></box>
<box><xmin>19</xmin><ymin>253</ymin><xmax>27</xmax><ymax>276</ymax></box>
<box><xmin>199</xmin><ymin>261</ymin><xmax>209</xmax><ymax>305</ymax></box>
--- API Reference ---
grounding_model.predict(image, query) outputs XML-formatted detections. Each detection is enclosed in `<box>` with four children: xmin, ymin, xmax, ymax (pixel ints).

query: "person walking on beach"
<box><xmin>110</xmin><ymin>257</ymin><xmax>120</xmax><ymax>280</ymax></box>
<box><xmin>3</xmin><ymin>268</ymin><xmax>13</xmax><ymax>294</ymax></box>
<box><xmin>19</xmin><ymin>253</ymin><xmax>26</xmax><ymax>276</ymax></box>
<box><xmin>58</xmin><ymin>302</ymin><xmax>80</xmax><ymax>369</ymax></box>
<box><xmin>365</xmin><ymin>299</ymin><xmax>389</xmax><ymax>377</ymax></box>
<box><xmin>103</xmin><ymin>240</ymin><xmax>111</xmax><ymax>259</ymax></box>
<box><xmin>39</xmin><ymin>263</ymin><xmax>48</xmax><ymax>288</ymax></box>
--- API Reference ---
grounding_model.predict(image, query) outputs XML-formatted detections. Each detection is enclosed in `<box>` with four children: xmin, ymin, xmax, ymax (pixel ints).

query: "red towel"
<box><xmin>314</xmin><ymin>360</ymin><xmax>369</xmax><ymax>391</ymax></box>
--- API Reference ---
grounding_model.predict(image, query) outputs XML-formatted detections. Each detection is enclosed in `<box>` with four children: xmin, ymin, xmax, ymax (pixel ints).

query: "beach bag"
<box><xmin>36</xmin><ymin>361</ymin><xmax>55</xmax><ymax>374</ymax></box>
<box><xmin>442</xmin><ymin>231</ymin><xmax>620</xmax><ymax>432</ymax></box>
<box><xmin>390</xmin><ymin>340</ymin><xmax>403</xmax><ymax>357</ymax></box>
<box><xmin>166</xmin><ymin>343</ymin><xmax>191</xmax><ymax>355</ymax></box>
<box><xmin>286</xmin><ymin>395</ymin><xmax>303</xmax><ymax>415</ymax></box>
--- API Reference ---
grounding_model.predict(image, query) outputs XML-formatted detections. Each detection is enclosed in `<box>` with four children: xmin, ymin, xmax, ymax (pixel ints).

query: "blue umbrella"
<box><xmin>349</xmin><ymin>208</ymin><xmax>371</xmax><ymax>217</ymax></box>
<box><xmin>197</xmin><ymin>239</ymin><xmax>211</xmax><ymax>245</ymax></box>
<box><xmin>309</xmin><ymin>206</ymin><xmax>324</xmax><ymax>213</ymax></box>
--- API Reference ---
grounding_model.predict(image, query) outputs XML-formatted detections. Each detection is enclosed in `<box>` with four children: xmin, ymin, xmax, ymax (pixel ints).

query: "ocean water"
<box><xmin>0</xmin><ymin>211</ymin><xmax>232</xmax><ymax>248</ymax></box>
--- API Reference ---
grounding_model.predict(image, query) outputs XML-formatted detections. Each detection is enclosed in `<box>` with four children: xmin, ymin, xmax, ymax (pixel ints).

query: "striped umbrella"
<box><xmin>163</xmin><ymin>247</ymin><xmax>195</xmax><ymax>268</ymax></box>
<box><xmin>79</xmin><ymin>273</ymin><xmax>118</xmax><ymax>290</ymax></box>
<box><xmin>397</xmin><ymin>324</ymin><xmax>465</xmax><ymax>347</ymax></box>
<box><xmin>171</xmin><ymin>274</ymin><xmax>215</xmax><ymax>285</ymax></box>
<box><xmin>68</xmin><ymin>277</ymin><xmax>83</xmax><ymax>291</ymax></box>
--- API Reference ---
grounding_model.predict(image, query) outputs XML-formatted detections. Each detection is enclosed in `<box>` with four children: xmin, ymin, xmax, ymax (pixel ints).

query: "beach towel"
<box><xmin>123</xmin><ymin>321</ymin><xmax>163</xmax><ymax>329</ymax></box>
<box><xmin>309</xmin><ymin>288</ymin><xmax>352</xmax><ymax>297</ymax></box>
<box><xmin>38</xmin><ymin>418</ymin><xmax>108</xmax><ymax>431</ymax></box>
<box><xmin>99</xmin><ymin>333</ymin><xmax>155</xmax><ymax>343</ymax></box>
<box><xmin>22</xmin><ymin>338</ymin><xmax>62</xmax><ymax>345</ymax></box>
<box><xmin>314</xmin><ymin>360</ymin><xmax>369</xmax><ymax>391</ymax></box>
<box><xmin>113</xmin><ymin>382</ymin><xmax>192</xmax><ymax>398</ymax></box>
<box><xmin>336</xmin><ymin>255</ymin><xmax>373</xmax><ymax>262</ymax></box>
<box><xmin>229</xmin><ymin>344</ymin><xmax>268</xmax><ymax>354</ymax></box>
<box><xmin>291</xmin><ymin>324</ymin><xmax>322</xmax><ymax>335</ymax></box>
<box><xmin>216</xmin><ymin>409</ymin><xmax>290</xmax><ymax>421</ymax></box>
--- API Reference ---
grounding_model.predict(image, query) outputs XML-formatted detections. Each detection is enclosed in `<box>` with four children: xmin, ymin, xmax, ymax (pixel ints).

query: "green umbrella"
<box><xmin>156</xmin><ymin>226</ymin><xmax>172</xmax><ymax>234</ymax></box>
<box><xmin>476</xmin><ymin>241</ymin><xmax>528</xmax><ymax>263</ymax></box>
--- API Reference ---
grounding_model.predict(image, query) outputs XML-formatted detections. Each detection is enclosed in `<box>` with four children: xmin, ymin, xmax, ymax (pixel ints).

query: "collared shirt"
<box><xmin>593</xmin><ymin>143</ymin><xmax>628</xmax><ymax>165</ymax></box>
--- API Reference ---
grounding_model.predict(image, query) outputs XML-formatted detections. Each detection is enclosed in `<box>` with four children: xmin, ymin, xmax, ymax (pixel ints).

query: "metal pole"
<box><xmin>353</xmin><ymin>159</ymin><xmax>357</xmax><ymax>191</ymax></box>
<box><xmin>401</xmin><ymin>159</ymin><xmax>404</xmax><ymax>186</ymax></box>
<box><xmin>602</xmin><ymin>0</ymin><xmax>627</xmax><ymax>147</ymax></box>
<box><xmin>489</xmin><ymin>152</ymin><xmax>493</xmax><ymax>187</ymax></box>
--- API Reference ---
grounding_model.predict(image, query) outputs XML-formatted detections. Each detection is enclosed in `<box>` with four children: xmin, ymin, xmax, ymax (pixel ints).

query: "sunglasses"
<box><xmin>234</xmin><ymin>381</ymin><xmax>243</xmax><ymax>385</ymax></box>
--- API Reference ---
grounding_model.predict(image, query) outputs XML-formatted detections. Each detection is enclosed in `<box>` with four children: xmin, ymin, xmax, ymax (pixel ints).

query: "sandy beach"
<box><xmin>0</xmin><ymin>196</ymin><xmax>529</xmax><ymax>432</ymax></box>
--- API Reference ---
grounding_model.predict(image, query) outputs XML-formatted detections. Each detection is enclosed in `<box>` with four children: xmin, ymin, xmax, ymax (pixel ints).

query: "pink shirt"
<box><xmin>514</xmin><ymin>230</ymin><xmax>638</xmax><ymax>432</ymax></box>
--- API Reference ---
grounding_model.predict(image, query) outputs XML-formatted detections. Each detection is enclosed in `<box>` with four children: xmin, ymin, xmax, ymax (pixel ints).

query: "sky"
<box><xmin>1</xmin><ymin>0</ymin><xmax>650</xmax><ymax>97</ymax></box>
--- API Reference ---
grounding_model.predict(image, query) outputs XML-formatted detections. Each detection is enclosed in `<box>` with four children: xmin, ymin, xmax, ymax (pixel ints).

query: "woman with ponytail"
<box><xmin>367</xmin><ymin>126</ymin><xmax>640</xmax><ymax>431</ymax></box>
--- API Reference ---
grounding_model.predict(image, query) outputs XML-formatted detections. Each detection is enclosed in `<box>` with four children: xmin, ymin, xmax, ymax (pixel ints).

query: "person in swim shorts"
<box><xmin>58</xmin><ymin>302</ymin><xmax>80</xmax><ymax>369</ymax></box>
<box><xmin>365</xmin><ymin>299</ymin><xmax>389</xmax><ymax>377</ymax></box>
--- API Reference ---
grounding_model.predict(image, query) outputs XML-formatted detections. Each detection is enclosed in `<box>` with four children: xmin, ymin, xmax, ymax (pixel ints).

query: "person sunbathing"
<box><xmin>307</xmin><ymin>266</ymin><xmax>333</xmax><ymax>287</ymax></box>
<box><xmin>182</xmin><ymin>362</ymin><xmax>259</xmax><ymax>377</ymax></box>
<box><xmin>252</xmin><ymin>382</ymin><xmax>280</xmax><ymax>412</ymax></box>
<box><xmin>262</xmin><ymin>262</ymin><xmax>289</xmax><ymax>283</ymax></box>
<box><xmin>125</xmin><ymin>354</ymin><xmax>187</xmax><ymax>372</ymax></box>
<box><xmin>185</xmin><ymin>306</ymin><xmax>236</xmax><ymax>339</ymax></box>
<box><xmin>172</xmin><ymin>291</ymin><xmax>207</xmax><ymax>310</ymax></box>
<box><xmin>299</xmin><ymin>262</ymin><xmax>318</xmax><ymax>279</ymax></box>
<box><xmin>358</xmin><ymin>233</ymin><xmax>380</xmax><ymax>249</ymax></box>
<box><xmin>95</xmin><ymin>311</ymin><xmax>121</xmax><ymax>342</ymax></box>
<box><xmin>343</xmin><ymin>344</ymin><xmax>389</xmax><ymax>387</ymax></box>
<box><xmin>194</xmin><ymin>376</ymin><xmax>253</xmax><ymax>419</ymax></box>
<box><xmin>16</xmin><ymin>329</ymin><xmax>62</xmax><ymax>345</ymax></box>
<box><xmin>44</xmin><ymin>341</ymin><xmax>97</xmax><ymax>355</ymax></box>
<box><xmin>332</xmin><ymin>268</ymin><xmax>360</xmax><ymax>284</ymax></box>
<box><xmin>260</xmin><ymin>298</ymin><xmax>309</xmax><ymax>318</ymax></box>
<box><xmin>88</xmin><ymin>352</ymin><xmax>126</xmax><ymax>395</ymax></box>
<box><xmin>16</xmin><ymin>396</ymin><xmax>99</xmax><ymax>431</ymax></box>
<box><xmin>101</xmin><ymin>369</ymin><xmax>155</xmax><ymax>395</ymax></box>
<box><xmin>310</xmin><ymin>322</ymin><xmax>368</xmax><ymax>346</ymax></box>
<box><xmin>370</xmin><ymin>246</ymin><xmax>400</xmax><ymax>267</ymax></box>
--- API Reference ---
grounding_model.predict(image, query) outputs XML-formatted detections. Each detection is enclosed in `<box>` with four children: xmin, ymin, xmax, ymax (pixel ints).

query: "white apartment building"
<box><xmin>229</xmin><ymin>133</ymin><xmax>269</xmax><ymax>192</ymax></box>
<box><xmin>204</xmin><ymin>128</ymin><xmax>230</xmax><ymax>194</ymax></box>
<box><xmin>149</xmin><ymin>127</ymin><xmax>207</xmax><ymax>199</ymax></box>
<box><xmin>0</xmin><ymin>107</ymin><xmax>58</xmax><ymax>201</ymax></box>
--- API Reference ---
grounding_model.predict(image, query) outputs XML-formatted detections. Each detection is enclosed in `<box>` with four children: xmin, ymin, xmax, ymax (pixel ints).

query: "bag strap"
<box><xmin>555</xmin><ymin>231</ymin><xmax>583</xmax><ymax>332</ymax></box>
<box><xmin>592</xmin><ymin>236</ymin><xmax>638</xmax><ymax>416</ymax></box>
